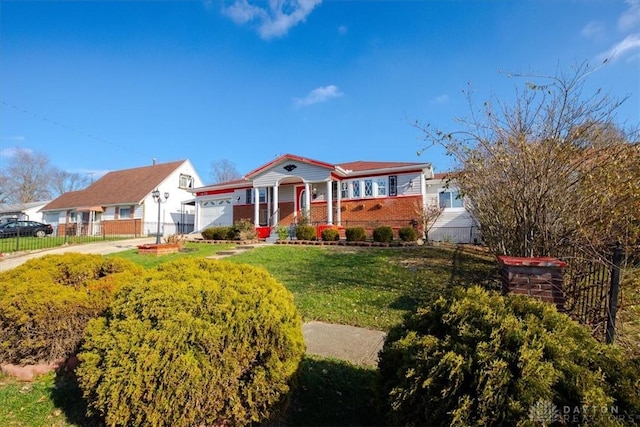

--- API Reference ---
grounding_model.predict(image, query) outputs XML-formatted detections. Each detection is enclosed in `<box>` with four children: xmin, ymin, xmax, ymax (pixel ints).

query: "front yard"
<box><xmin>1</xmin><ymin>243</ymin><xmax>637</xmax><ymax>426</ymax></box>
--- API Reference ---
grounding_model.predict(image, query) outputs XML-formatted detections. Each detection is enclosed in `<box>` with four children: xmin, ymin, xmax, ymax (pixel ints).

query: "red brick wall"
<box><xmin>233</xmin><ymin>196</ymin><xmax>422</xmax><ymax>233</ymax></box>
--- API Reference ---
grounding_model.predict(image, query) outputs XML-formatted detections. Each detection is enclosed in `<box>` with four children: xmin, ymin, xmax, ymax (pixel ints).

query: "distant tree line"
<box><xmin>0</xmin><ymin>148</ymin><xmax>91</xmax><ymax>205</ymax></box>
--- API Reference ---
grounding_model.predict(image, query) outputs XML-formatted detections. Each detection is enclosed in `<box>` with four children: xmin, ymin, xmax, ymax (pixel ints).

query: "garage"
<box><xmin>199</xmin><ymin>198</ymin><xmax>233</xmax><ymax>229</ymax></box>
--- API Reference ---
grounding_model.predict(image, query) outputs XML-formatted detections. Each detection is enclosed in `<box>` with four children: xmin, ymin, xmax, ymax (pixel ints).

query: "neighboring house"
<box><xmin>0</xmin><ymin>201</ymin><xmax>51</xmax><ymax>224</ymax></box>
<box><xmin>424</xmin><ymin>173</ymin><xmax>479</xmax><ymax>244</ymax></box>
<box><xmin>40</xmin><ymin>160</ymin><xmax>203</xmax><ymax>237</ymax></box>
<box><xmin>191</xmin><ymin>153</ymin><xmax>478</xmax><ymax>243</ymax></box>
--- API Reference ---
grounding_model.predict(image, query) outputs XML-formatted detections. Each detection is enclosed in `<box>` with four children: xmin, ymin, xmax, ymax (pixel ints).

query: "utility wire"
<box><xmin>1</xmin><ymin>100</ymin><xmax>152</xmax><ymax>159</ymax></box>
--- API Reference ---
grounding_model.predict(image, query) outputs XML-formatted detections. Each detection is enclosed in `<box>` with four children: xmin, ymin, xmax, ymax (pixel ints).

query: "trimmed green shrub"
<box><xmin>201</xmin><ymin>226</ymin><xmax>232</xmax><ymax>240</ymax></box>
<box><xmin>77</xmin><ymin>258</ymin><xmax>305</xmax><ymax>427</ymax></box>
<box><xmin>379</xmin><ymin>286</ymin><xmax>640</xmax><ymax>426</ymax></box>
<box><xmin>276</xmin><ymin>226</ymin><xmax>290</xmax><ymax>240</ymax></box>
<box><xmin>0</xmin><ymin>253</ymin><xmax>142</xmax><ymax>364</ymax></box>
<box><xmin>230</xmin><ymin>218</ymin><xmax>258</xmax><ymax>240</ymax></box>
<box><xmin>295</xmin><ymin>225</ymin><xmax>316</xmax><ymax>241</ymax></box>
<box><xmin>321</xmin><ymin>228</ymin><xmax>340</xmax><ymax>241</ymax></box>
<box><xmin>372</xmin><ymin>226</ymin><xmax>393</xmax><ymax>243</ymax></box>
<box><xmin>398</xmin><ymin>226</ymin><xmax>417</xmax><ymax>242</ymax></box>
<box><xmin>345</xmin><ymin>227</ymin><xmax>366</xmax><ymax>242</ymax></box>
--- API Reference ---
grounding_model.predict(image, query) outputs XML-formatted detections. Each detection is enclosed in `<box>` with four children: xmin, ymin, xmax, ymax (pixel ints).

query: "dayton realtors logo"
<box><xmin>529</xmin><ymin>400</ymin><xmax>640</xmax><ymax>425</ymax></box>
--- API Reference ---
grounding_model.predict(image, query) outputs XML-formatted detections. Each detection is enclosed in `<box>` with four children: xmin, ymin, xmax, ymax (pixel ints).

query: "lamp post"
<box><xmin>152</xmin><ymin>189</ymin><xmax>169</xmax><ymax>244</ymax></box>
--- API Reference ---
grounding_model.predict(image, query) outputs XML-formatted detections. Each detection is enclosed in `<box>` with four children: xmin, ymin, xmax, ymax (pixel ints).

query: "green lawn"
<box><xmin>0</xmin><ymin>236</ymin><xmax>126</xmax><ymax>254</ymax></box>
<box><xmin>0</xmin><ymin>243</ymin><xmax>498</xmax><ymax>426</ymax></box>
<box><xmin>226</xmin><ymin>244</ymin><xmax>498</xmax><ymax>331</ymax></box>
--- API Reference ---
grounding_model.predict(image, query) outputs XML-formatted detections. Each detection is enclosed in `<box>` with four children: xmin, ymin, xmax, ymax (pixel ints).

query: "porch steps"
<box><xmin>265</xmin><ymin>231</ymin><xmax>280</xmax><ymax>244</ymax></box>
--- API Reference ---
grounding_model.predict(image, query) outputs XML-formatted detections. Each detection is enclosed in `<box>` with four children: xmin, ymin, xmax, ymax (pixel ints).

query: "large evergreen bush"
<box><xmin>77</xmin><ymin>258</ymin><xmax>305</xmax><ymax>427</ymax></box>
<box><xmin>0</xmin><ymin>253</ymin><xmax>142</xmax><ymax>364</ymax></box>
<box><xmin>378</xmin><ymin>286</ymin><xmax>640</xmax><ymax>426</ymax></box>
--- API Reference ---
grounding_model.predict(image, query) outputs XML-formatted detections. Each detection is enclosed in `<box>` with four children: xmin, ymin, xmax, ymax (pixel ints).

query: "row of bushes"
<box><xmin>294</xmin><ymin>225</ymin><xmax>418</xmax><ymax>242</ymax></box>
<box><xmin>200</xmin><ymin>218</ymin><xmax>257</xmax><ymax>241</ymax></box>
<box><xmin>0</xmin><ymin>254</ymin><xmax>305</xmax><ymax>426</ymax></box>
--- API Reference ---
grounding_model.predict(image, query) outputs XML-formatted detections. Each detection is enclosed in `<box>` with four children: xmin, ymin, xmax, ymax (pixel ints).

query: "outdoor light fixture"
<box><xmin>152</xmin><ymin>189</ymin><xmax>169</xmax><ymax>244</ymax></box>
<box><xmin>312</xmin><ymin>187</ymin><xmax>318</xmax><ymax>199</ymax></box>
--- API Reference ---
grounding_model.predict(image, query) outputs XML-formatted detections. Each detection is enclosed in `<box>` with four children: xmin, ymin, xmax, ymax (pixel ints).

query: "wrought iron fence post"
<box><xmin>15</xmin><ymin>227</ymin><xmax>20</xmax><ymax>252</ymax></box>
<box><xmin>605</xmin><ymin>243</ymin><xmax>624</xmax><ymax>344</ymax></box>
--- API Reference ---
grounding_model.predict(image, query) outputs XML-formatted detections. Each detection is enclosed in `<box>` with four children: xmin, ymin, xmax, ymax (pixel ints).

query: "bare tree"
<box><xmin>0</xmin><ymin>148</ymin><xmax>54</xmax><ymax>204</ymax></box>
<box><xmin>417</xmin><ymin>62</ymin><xmax>640</xmax><ymax>258</ymax></box>
<box><xmin>49</xmin><ymin>169</ymin><xmax>91</xmax><ymax>197</ymax></box>
<box><xmin>210</xmin><ymin>159</ymin><xmax>242</xmax><ymax>184</ymax></box>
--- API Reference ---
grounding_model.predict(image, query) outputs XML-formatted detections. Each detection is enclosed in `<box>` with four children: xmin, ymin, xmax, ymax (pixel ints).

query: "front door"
<box><xmin>295</xmin><ymin>185</ymin><xmax>307</xmax><ymax>223</ymax></box>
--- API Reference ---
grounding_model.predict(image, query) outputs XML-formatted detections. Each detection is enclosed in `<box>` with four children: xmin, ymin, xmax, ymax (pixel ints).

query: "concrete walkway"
<box><xmin>0</xmin><ymin>238</ymin><xmax>386</xmax><ymax>366</ymax></box>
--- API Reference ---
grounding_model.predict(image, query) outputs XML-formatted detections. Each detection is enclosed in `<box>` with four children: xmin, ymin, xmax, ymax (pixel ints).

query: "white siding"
<box><xmin>252</xmin><ymin>161</ymin><xmax>332</xmax><ymax>187</ymax></box>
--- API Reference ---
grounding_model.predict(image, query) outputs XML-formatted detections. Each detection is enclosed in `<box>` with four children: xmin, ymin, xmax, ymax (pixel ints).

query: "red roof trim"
<box><xmin>196</xmin><ymin>188</ymin><xmax>237</xmax><ymax>196</ymax></box>
<box><xmin>244</xmin><ymin>153</ymin><xmax>336</xmax><ymax>178</ymax></box>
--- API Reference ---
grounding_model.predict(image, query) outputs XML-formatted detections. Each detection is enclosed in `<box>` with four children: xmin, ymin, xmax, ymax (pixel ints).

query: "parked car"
<box><xmin>0</xmin><ymin>220</ymin><xmax>54</xmax><ymax>238</ymax></box>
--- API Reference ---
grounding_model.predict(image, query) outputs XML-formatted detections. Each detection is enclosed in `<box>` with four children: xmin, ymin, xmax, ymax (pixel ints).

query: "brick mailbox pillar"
<box><xmin>497</xmin><ymin>256</ymin><xmax>567</xmax><ymax>310</ymax></box>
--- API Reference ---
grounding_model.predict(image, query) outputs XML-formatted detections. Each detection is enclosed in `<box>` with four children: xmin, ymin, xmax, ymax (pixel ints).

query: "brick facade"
<box><xmin>234</xmin><ymin>195</ymin><xmax>423</xmax><ymax>237</ymax></box>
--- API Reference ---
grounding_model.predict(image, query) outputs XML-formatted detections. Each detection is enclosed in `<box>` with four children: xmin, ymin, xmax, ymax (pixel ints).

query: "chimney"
<box><xmin>152</xmin><ymin>158</ymin><xmax>157</xmax><ymax>165</ymax></box>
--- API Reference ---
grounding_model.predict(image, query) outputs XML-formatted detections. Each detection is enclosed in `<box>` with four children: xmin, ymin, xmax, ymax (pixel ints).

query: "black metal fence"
<box><xmin>0</xmin><ymin>221</ymin><xmax>194</xmax><ymax>254</ymax></box>
<box><xmin>558</xmin><ymin>244</ymin><xmax>624</xmax><ymax>343</ymax></box>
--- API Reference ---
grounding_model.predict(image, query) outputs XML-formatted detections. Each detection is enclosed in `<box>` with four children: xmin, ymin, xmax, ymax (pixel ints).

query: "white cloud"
<box><xmin>431</xmin><ymin>94</ymin><xmax>449</xmax><ymax>105</ymax></box>
<box><xmin>581</xmin><ymin>21</ymin><xmax>605</xmax><ymax>39</ymax></box>
<box><xmin>598</xmin><ymin>33</ymin><xmax>640</xmax><ymax>62</ymax></box>
<box><xmin>593</xmin><ymin>1</ymin><xmax>640</xmax><ymax>63</ymax></box>
<box><xmin>618</xmin><ymin>0</ymin><xmax>640</xmax><ymax>31</ymax></box>
<box><xmin>222</xmin><ymin>0</ymin><xmax>322</xmax><ymax>40</ymax></box>
<box><xmin>295</xmin><ymin>85</ymin><xmax>343</xmax><ymax>107</ymax></box>
<box><xmin>338</xmin><ymin>25</ymin><xmax>348</xmax><ymax>35</ymax></box>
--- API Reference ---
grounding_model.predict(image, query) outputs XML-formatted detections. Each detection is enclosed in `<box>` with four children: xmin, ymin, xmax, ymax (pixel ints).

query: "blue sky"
<box><xmin>1</xmin><ymin>0</ymin><xmax>638</xmax><ymax>184</ymax></box>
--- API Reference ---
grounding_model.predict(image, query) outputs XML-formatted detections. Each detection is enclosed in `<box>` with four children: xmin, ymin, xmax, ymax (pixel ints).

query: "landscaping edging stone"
<box><xmin>275</xmin><ymin>240</ymin><xmax>419</xmax><ymax>247</ymax></box>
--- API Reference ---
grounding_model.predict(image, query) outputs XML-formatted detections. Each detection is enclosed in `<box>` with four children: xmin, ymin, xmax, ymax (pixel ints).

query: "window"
<box><xmin>438</xmin><ymin>189</ymin><xmax>464</xmax><ymax>209</ymax></box>
<box><xmin>364</xmin><ymin>179</ymin><xmax>373</xmax><ymax>197</ymax></box>
<box><xmin>341</xmin><ymin>182</ymin><xmax>348</xmax><ymax>199</ymax></box>
<box><xmin>119</xmin><ymin>207</ymin><xmax>131</xmax><ymax>218</ymax></box>
<box><xmin>245</xmin><ymin>189</ymin><xmax>252</xmax><ymax>204</ymax></box>
<box><xmin>332</xmin><ymin>181</ymin><xmax>338</xmax><ymax>200</ymax></box>
<box><xmin>352</xmin><ymin>181</ymin><xmax>361</xmax><ymax>198</ymax></box>
<box><xmin>179</xmin><ymin>174</ymin><xmax>193</xmax><ymax>189</ymax></box>
<box><xmin>389</xmin><ymin>176</ymin><xmax>397</xmax><ymax>197</ymax></box>
<box><xmin>377</xmin><ymin>178</ymin><xmax>387</xmax><ymax>196</ymax></box>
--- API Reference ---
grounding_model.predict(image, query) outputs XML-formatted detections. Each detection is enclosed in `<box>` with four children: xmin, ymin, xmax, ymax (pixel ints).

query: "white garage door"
<box><xmin>200</xmin><ymin>199</ymin><xmax>233</xmax><ymax>229</ymax></box>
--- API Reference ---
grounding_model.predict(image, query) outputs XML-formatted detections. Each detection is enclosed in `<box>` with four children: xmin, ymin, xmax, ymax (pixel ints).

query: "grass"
<box><xmin>104</xmin><ymin>241</ymin><xmax>236</xmax><ymax>268</ymax></box>
<box><xmin>226</xmin><ymin>244</ymin><xmax>498</xmax><ymax>331</ymax></box>
<box><xmin>0</xmin><ymin>236</ymin><xmax>126</xmax><ymax>254</ymax></box>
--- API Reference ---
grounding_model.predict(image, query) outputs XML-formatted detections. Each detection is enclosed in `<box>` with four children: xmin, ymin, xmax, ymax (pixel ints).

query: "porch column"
<box><xmin>304</xmin><ymin>182</ymin><xmax>311</xmax><ymax>220</ymax></box>
<box><xmin>326</xmin><ymin>180</ymin><xmax>333</xmax><ymax>225</ymax></box>
<box><xmin>336</xmin><ymin>180</ymin><xmax>342</xmax><ymax>225</ymax></box>
<box><xmin>267</xmin><ymin>187</ymin><xmax>272</xmax><ymax>226</ymax></box>
<box><xmin>253</xmin><ymin>187</ymin><xmax>260</xmax><ymax>227</ymax></box>
<box><xmin>272</xmin><ymin>184</ymin><xmax>279</xmax><ymax>226</ymax></box>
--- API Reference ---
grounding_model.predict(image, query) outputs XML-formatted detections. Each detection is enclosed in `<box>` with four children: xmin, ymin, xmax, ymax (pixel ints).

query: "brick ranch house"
<box><xmin>191</xmin><ymin>154</ymin><xmax>478</xmax><ymax>243</ymax></box>
<box><xmin>40</xmin><ymin>160</ymin><xmax>203</xmax><ymax>238</ymax></box>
